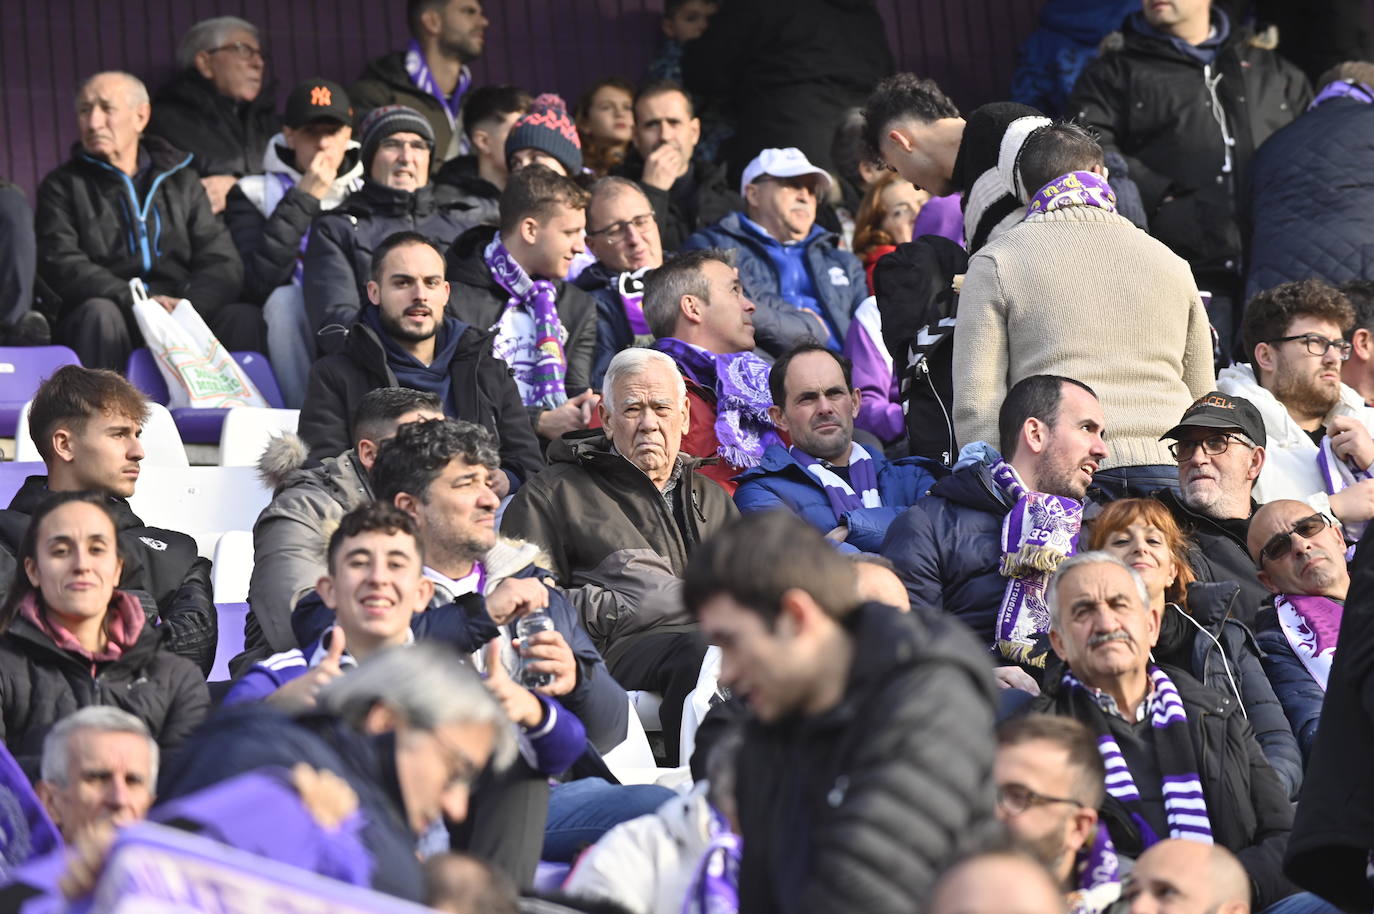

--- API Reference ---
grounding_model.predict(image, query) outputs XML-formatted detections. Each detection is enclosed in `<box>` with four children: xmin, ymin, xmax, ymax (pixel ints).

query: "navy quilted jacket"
<box><xmin>1246</xmin><ymin>97</ymin><xmax>1374</xmax><ymax>300</ymax></box>
<box><xmin>1254</xmin><ymin>601</ymin><xmax>1326</xmax><ymax>765</ymax></box>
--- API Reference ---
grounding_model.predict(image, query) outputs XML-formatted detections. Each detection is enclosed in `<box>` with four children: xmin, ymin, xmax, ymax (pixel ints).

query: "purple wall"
<box><xmin>1</xmin><ymin>0</ymin><xmax>1047</xmax><ymax>198</ymax></box>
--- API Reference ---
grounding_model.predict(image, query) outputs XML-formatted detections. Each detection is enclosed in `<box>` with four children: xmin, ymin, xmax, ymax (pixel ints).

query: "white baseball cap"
<box><xmin>739</xmin><ymin>147</ymin><xmax>833</xmax><ymax>197</ymax></box>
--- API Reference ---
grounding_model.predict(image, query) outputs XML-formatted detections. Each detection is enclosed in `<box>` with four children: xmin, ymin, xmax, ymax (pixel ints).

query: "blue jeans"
<box><xmin>1260</xmin><ymin>892</ymin><xmax>1343</xmax><ymax>914</ymax></box>
<box><xmin>543</xmin><ymin>777</ymin><xmax>676</xmax><ymax>862</ymax></box>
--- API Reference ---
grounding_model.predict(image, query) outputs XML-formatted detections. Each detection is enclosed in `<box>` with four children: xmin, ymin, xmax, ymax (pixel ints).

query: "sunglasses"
<box><xmin>1256</xmin><ymin>513</ymin><xmax>1334</xmax><ymax>567</ymax></box>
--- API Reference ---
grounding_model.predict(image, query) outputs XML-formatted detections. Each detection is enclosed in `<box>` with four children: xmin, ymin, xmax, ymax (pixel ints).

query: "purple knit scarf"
<box><xmin>617</xmin><ymin>268</ymin><xmax>652</xmax><ymax>336</ymax></box>
<box><xmin>790</xmin><ymin>443</ymin><xmax>881</xmax><ymax>518</ymax></box>
<box><xmin>1026</xmin><ymin>170</ymin><xmax>1117</xmax><ymax>218</ymax></box>
<box><xmin>484</xmin><ymin>235</ymin><xmax>569</xmax><ymax>409</ymax></box>
<box><xmin>1310</xmin><ymin>80</ymin><xmax>1374</xmax><ymax>110</ymax></box>
<box><xmin>652</xmin><ymin>338</ymin><xmax>780</xmax><ymax>467</ymax></box>
<box><xmin>1275</xmin><ymin>594</ymin><xmax>1344</xmax><ymax>691</ymax></box>
<box><xmin>990</xmin><ymin>459</ymin><xmax>1082</xmax><ymax>666</ymax></box>
<box><xmin>404</xmin><ymin>38</ymin><xmax>470</xmax><ymax>125</ymax></box>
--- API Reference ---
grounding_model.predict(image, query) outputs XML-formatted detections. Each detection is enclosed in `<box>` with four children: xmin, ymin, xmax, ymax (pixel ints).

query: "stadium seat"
<box><xmin>218</xmin><ymin>408</ymin><xmax>300</xmax><ymax>467</ymax></box>
<box><xmin>0</xmin><ymin>345</ymin><xmax>80</xmax><ymax>438</ymax></box>
<box><xmin>211</xmin><ymin>530</ymin><xmax>254</xmax><ymax>603</ymax></box>
<box><xmin>209</xmin><ymin>602</ymin><xmax>250</xmax><ymax>682</ymax></box>
<box><xmin>0</xmin><ymin>461</ymin><xmax>44</xmax><ymax>508</ymax></box>
<box><xmin>127</xmin><ymin>466</ymin><xmax>271</xmax><ymax>539</ymax></box>
<box><xmin>125</xmin><ymin>349</ymin><xmax>286</xmax><ymax>444</ymax></box>
<box><xmin>15</xmin><ymin>399</ymin><xmax>188</xmax><ymax>466</ymax></box>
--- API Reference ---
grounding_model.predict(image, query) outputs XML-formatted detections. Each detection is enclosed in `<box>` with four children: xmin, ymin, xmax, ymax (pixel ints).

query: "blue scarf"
<box><xmin>362</xmin><ymin>307</ymin><xmax>466</xmax><ymax>416</ymax></box>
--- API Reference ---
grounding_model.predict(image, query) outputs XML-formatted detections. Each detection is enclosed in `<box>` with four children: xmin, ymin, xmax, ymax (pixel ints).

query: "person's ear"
<box><xmin>681</xmin><ymin>292</ymin><xmax>705</xmax><ymax>326</ymax></box>
<box><xmin>519</xmin><ymin>215</ymin><xmax>541</xmax><ymax>246</ymax></box>
<box><xmin>193</xmin><ymin>50</ymin><xmax>215</xmax><ymax>81</ymax></box>
<box><xmin>23</xmin><ymin>556</ymin><xmax>38</xmax><ymax>589</ymax></box>
<box><xmin>51</xmin><ymin>427</ymin><xmax>77</xmax><ymax>465</ymax></box>
<box><xmin>687</xmin><ymin>116</ymin><xmax>701</xmax><ymax>148</ymax></box>
<box><xmin>885</xmin><ymin>127</ymin><xmax>914</xmax><ymax>154</ymax></box>
<box><xmin>361</xmin><ymin>701</ymin><xmax>400</xmax><ymax>734</ymax></box>
<box><xmin>1145</xmin><ymin>602</ymin><xmax>1162</xmax><ymax>648</ymax></box>
<box><xmin>1355</xmin><ymin>328</ymin><xmax>1374</xmax><ymax>360</ymax></box>
<box><xmin>356</xmin><ymin>438</ymin><xmax>379</xmax><ymax>471</ymax></box>
<box><xmin>133</xmin><ymin>102</ymin><xmax>151</xmax><ymax>134</ymax></box>
<box><xmin>413</xmin><ymin>575</ymin><xmax>436</xmax><ymax>611</ymax></box>
<box><xmin>1068</xmin><ymin>806</ymin><xmax>1098</xmax><ymax>852</ymax></box>
<box><xmin>1248</xmin><ymin>445</ymin><xmax>1265</xmax><ymax>482</ymax></box>
<box><xmin>775</xmin><ymin>588</ymin><xmax>812</xmax><ymax>640</ymax></box>
<box><xmin>417</xmin><ymin>7</ymin><xmax>443</xmax><ymax>39</ymax></box>
<box><xmin>857</xmin><ymin>159</ymin><xmax>883</xmax><ymax>187</ymax></box>
<box><xmin>1253</xmin><ymin>341</ymin><xmax>1277</xmax><ymax>376</ymax></box>
<box><xmin>35</xmin><ymin>781</ymin><xmax>59</xmax><ymax>826</ymax></box>
<box><xmin>392</xmin><ymin>491</ymin><xmax>421</xmax><ymax>522</ymax></box>
<box><xmin>598</xmin><ymin>398</ymin><xmax>612</xmax><ymax>429</ymax></box>
<box><xmin>743</xmin><ymin>182</ymin><xmax>759</xmax><ymax>209</ymax></box>
<box><xmin>1021</xmin><ymin>416</ymin><xmax>1048</xmax><ymax>456</ymax></box>
<box><xmin>1048</xmin><ymin>625</ymin><xmax>1068</xmax><ymax>661</ymax></box>
<box><xmin>470</xmin><ymin>127</ymin><xmax>491</xmax><ymax>158</ymax></box>
<box><xmin>366</xmin><ymin>280</ymin><xmax>381</xmax><ymax>306</ymax></box>
<box><xmin>768</xmin><ymin>403</ymin><xmax>787</xmax><ymax>432</ymax></box>
<box><xmin>317</xmin><ymin>573</ymin><xmax>337</xmax><ymax>610</ymax></box>
<box><xmin>847</xmin><ymin>387</ymin><xmax>862</xmax><ymax>418</ymax></box>
<box><xmin>113</xmin><ymin>554</ymin><xmax>124</xmax><ymax>582</ymax></box>
<box><xmin>1257</xmin><ymin>566</ymin><xmax>1279</xmax><ymax>594</ymax></box>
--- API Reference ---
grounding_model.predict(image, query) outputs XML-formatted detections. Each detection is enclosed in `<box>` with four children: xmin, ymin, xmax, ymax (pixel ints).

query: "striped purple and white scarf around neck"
<box><xmin>791</xmin><ymin>443</ymin><xmax>881</xmax><ymax>519</ymax></box>
<box><xmin>1065</xmin><ymin>665</ymin><xmax>1214</xmax><ymax>848</ymax></box>
<box><xmin>404</xmin><ymin>38</ymin><xmax>470</xmax><ymax>126</ymax></box>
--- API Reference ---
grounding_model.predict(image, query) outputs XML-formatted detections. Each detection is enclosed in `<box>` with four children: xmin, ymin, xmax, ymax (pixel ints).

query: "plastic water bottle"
<box><xmin>516</xmin><ymin>611</ymin><xmax>555</xmax><ymax>688</ymax></box>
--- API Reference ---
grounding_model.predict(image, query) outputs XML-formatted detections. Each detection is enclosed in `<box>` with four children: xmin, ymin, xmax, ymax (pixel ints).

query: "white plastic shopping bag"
<box><xmin>129</xmin><ymin>279</ymin><xmax>268</xmax><ymax>410</ymax></box>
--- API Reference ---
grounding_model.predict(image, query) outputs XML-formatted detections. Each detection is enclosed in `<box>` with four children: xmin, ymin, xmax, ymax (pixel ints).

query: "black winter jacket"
<box><xmin>1253</xmin><ymin>600</ymin><xmax>1325</xmax><ymax>766</ymax></box>
<box><xmin>734</xmin><ymin>601</ymin><xmax>998</xmax><ymax>914</ymax></box>
<box><xmin>0</xmin><ymin>477</ymin><xmax>218</xmax><ymax>674</ymax></box>
<box><xmin>1245</xmin><ymin>97</ymin><xmax>1374</xmax><ymax>300</ymax></box>
<box><xmin>146</xmin><ymin>71</ymin><xmax>280</xmax><ymax>178</ymax></box>
<box><xmin>34</xmin><ymin>136</ymin><xmax>244</xmax><ymax>319</ymax></box>
<box><xmin>611</xmin><ymin>154</ymin><xmax>743</xmax><ymax>253</ymax></box>
<box><xmin>1069</xmin><ymin>12</ymin><xmax>1311</xmax><ymax>277</ymax></box>
<box><xmin>296</xmin><ymin>316</ymin><xmax>545</xmax><ymax>483</ymax></box>
<box><xmin>444</xmin><ymin>225</ymin><xmax>600</xmax><ymax>409</ymax></box>
<box><xmin>433</xmin><ymin>156</ymin><xmax>500</xmax><ymax>227</ymax></box>
<box><xmin>1033</xmin><ymin>664</ymin><xmax>1298</xmax><ymax>910</ymax></box>
<box><xmin>303</xmin><ymin>180</ymin><xmax>479</xmax><ymax>347</ymax></box>
<box><xmin>573</xmin><ymin>262</ymin><xmax>655</xmax><ymax>390</ymax></box>
<box><xmin>351</xmin><ymin>51</ymin><xmax>463</xmax><ymax>168</ymax></box>
<box><xmin>0</xmin><ymin>607</ymin><xmax>209</xmax><ymax>775</ymax></box>
<box><xmin>880</xmin><ymin>462</ymin><xmax>1014</xmax><ymax>649</ymax></box>
<box><xmin>1155</xmin><ymin>487</ymin><xmax>1270</xmax><ymax>626</ymax></box>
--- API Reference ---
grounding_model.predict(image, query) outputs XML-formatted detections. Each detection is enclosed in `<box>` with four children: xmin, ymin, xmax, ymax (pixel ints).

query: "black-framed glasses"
<box><xmin>1167</xmin><ymin>433</ymin><xmax>1254</xmax><ymax>462</ymax></box>
<box><xmin>587</xmin><ymin>212</ymin><xmax>655</xmax><ymax>243</ymax></box>
<box><xmin>1266</xmin><ymin>333</ymin><xmax>1352</xmax><ymax>360</ymax></box>
<box><xmin>207</xmin><ymin>41</ymin><xmax>265</xmax><ymax>61</ymax></box>
<box><xmin>1256</xmin><ymin>513</ymin><xmax>1334</xmax><ymax>567</ymax></box>
<box><xmin>994</xmin><ymin>783</ymin><xmax>1085</xmax><ymax>816</ymax></box>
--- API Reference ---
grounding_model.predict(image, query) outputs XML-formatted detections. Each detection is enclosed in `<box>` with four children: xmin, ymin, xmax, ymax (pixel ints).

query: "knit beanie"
<box><xmin>504</xmin><ymin>93</ymin><xmax>583</xmax><ymax>175</ymax></box>
<box><xmin>359</xmin><ymin>105</ymin><xmax>436</xmax><ymax>171</ymax></box>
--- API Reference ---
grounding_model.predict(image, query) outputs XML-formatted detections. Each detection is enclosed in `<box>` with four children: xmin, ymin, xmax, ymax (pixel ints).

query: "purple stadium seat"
<box><xmin>0</xmin><ymin>346</ymin><xmax>81</xmax><ymax>437</ymax></box>
<box><xmin>124</xmin><ymin>349</ymin><xmax>286</xmax><ymax>444</ymax></box>
<box><xmin>210</xmin><ymin>602</ymin><xmax>250</xmax><ymax>683</ymax></box>
<box><xmin>0</xmin><ymin>461</ymin><xmax>44</xmax><ymax>507</ymax></box>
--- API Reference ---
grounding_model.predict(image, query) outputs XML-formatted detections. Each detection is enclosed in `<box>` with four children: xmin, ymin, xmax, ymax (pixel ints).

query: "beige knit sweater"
<box><xmin>952</xmin><ymin>205</ymin><xmax>1215</xmax><ymax>470</ymax></box>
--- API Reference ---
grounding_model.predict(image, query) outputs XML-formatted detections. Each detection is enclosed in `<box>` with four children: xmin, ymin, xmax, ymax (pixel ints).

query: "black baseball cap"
<box><xmin>1159</xmin><ymin>391</ymin><xmax>1267</xmax><ymax>448</ymax></box>
<box><xmin>284</xmin><ymin>78</ymin><xmax>353</xmax><ymax>128</ymax></box>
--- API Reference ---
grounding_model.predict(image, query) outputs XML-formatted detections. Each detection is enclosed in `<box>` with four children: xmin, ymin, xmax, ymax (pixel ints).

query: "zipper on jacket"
<box><xmin>85</xmin><ymin>152</ymin><xmax>193</xmax><ymax>274</ymax></box>
<box><xmin>920</xmin><ymin>360</ymin><xmax>955</xmax><ymax>465</ymax></box>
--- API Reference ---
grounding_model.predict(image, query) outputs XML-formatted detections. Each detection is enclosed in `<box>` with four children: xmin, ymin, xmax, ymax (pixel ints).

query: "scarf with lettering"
<box><xmin>404</xmin><ymin>38</ymin><xmax>470</xmax><ymax>126</ymax></box>
<box><xmin>483</xmin><ymin>235</ymin><xmax>569</xmax><ymax>409</ymax></box>
<box><xmin>1318</xmin><ymin>435</ymin><xmax>1370</xmax><ymax>546</ymax></box>
<box><xmin>652</xmin><ymin>338</ymin><xmax>780</xmax><ymax>468</ymax></box>
<box><xmin>1068</xmin><ymin>823</ymin><xmax>1121</xmax><ymax>914</ymax></box>
<box><xmin>791</xmin><ymin>443</ymin><xmax>881</xmax><ymax>518</ymax></box>
<box><xmin>1275</xmin><ymin>594</ymin><xmax>1344</xmax><ymax>692</ymax></box>
<box><xmin>1025</xmin><ymin>170</ymin><xmax>1118</xmax><ymax>219</ymax></box>
<box><xmin>682</xmin><ymin>808</ymin><xmax>741</xmax><ymax>914</ymax></box>
<box><xmin>990</xmin><ymin>459</ymin><xmax>1082</xmax><ymax>666</ymax></box>
<box><xmin>1065</xmin><ymin>665</ymin><xmax>1215</xmax><ymax>847</ymax></box>
<box><xmin>617</xmin><ymin>267</ymin><xmax>652</xmax><ymax>337</ymax></box>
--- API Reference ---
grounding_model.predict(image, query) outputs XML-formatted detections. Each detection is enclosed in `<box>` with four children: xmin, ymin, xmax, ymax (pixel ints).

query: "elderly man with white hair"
<box><xmin>503</xmin><ymin>347</ymin><xmax>739</xmax><ymax>760</ymax></box>
<box><xmin>1030</xmin><ymin>551</ymin><xmax>1306</xmax><ymax>914</ymax></box>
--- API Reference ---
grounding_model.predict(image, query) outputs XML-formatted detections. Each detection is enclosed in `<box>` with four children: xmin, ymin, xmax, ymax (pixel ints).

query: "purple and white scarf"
<box><xmin>990</xmin><ymin>459</ymin><xmax>1082</xmax><ymax>666</ymax></box>
<box><xmin>1275</xmin><ymin>594</ymin><xmax>1344</xmax><ymax>691</ymax></box>
<box><xmin>1067</xmin><ymin>665</ymin><xmax>1215</xmax><ymax>847</ymax></box>
<box><xmin>1025</xmin><ymin>170</ymin><xmax>1118</xmax><ymax>219</ymax></box>
<box><xmin>404</xmin><ymin>38</ymin><xmax>470</xmax><ymax>127</ymax></box>
<box><xmin>791</xmin><ymin>443</ymin><xmax>881</xmax><ymax>519</ymax></box>
<box><xmin>652</xmin><ymin>338</ymin><xmax>781</xmax><ymax>468</ymax></box>
<box><xmin>682</xmin><ymin>808</ymin><xmax>741</xmax><ymax>914</ymax></box>
<box><xmin>1068</xmin><ymin>823</ymin><xmax>1121</xmax><ymax>914</ymax></box>
<box><xmin>484</xmin><ymin>236</ymin><xmax>569</xmax><ymax>409</ymax></box>
<box><xmin>1319</xmin><ymin>436</ymin><xmax>1370</xmax><ymax>546</ymax></box>
<box><xmin>1310</xmin><ymin>79</ymin><xmax>1374</xmax><ymax>110</ymax></box>
<box><xmin>617</xmin><ymin>268</ymin><xmax>652</xmax><ymax>338</ymax></box>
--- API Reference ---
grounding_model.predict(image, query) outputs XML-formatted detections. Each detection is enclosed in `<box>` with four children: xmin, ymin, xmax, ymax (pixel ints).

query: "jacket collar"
<box><xmin>8</xmin><ymin>476</ymin><xmax>143</xmax><ymax>531</ymax></box>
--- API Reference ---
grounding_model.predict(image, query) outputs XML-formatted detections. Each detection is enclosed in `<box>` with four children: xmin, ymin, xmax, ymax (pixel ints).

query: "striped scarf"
<box><xmin>1065</xmin><ymin>665</ymin><xmax>1214</xmax><ymax>847</ymax></box>
<box><xmin>790</xmin><ymin>443</ymin><xmax>881</xmax><ymax>518</ymax></box>
<box><xmin>483</xmin><ymin>235</ymin><xmax>569</xmax><ymax>409</ymax></box>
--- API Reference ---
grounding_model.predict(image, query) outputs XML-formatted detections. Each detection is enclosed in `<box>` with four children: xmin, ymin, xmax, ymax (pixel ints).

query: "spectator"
<box><xmin>642</xmin><ymin>248</ymin><xmax>779</xmax><ymax>493</ymax></box>
<box><xmin>303</xmin><ymin>105</ymin><xmax>479</xmax><ymax>348</ymax></box>
<box><xmin>1341</xmin><ymin>279</ymin><xmax>1374</xmax><ymax>406</ymax></box>
<box><xmin>646</xmin><ymin>0</ymin><xmax>719</xmax><ymax>85</ymax></box>
<box><xmin>1217</xmin><ymin>279</ymin><xmax>1374</xmax><ymax>537</ymax></box>
<box><xmin>423</xmin><ymin>853</ymin><xmax>521</xmax><ymax>914</ymax></box>
<box><xmin>683</xmin><ymin>147</ymin><xmax>865</xmax><ymax>354</ymax></box>
<box><xmin>1247</xmin><ymin>500</ymin><xmax>1350</xmax><ymax>764</ymax></box>
<box><xmin>0</xmin><ymin>367</ymin><xmax>216</xmax><ymax>673</ymax></box>
<box><xmin>994</xmin><ymin>715</ymin><xmax>1120</xmax><ymax>914</ymax></box>
<box><xmin>1033</xmin><ymin>552</ymin><xmax>1299</xmax><ymax>911</ymax></box>
<box><xmin>926</xmin><ymin>849</ymin><xmax>1068</xmax><ymax>914</ymax></box>
<box><xmin>0</xmin><ymin>180</ymin><xmax>37</xmax><ymax>339</ymax></box>
<box><xmin>615</xmin><ymin>80</ymin><xmax>742</xmax><ymax>252</ymax></box>
<box><xmin>953</xmin><ymin>122</ymin><xmax>1214</xmax><ymax>500</ymax></box>
<box><xmin>734</xmin><ymin>343</ymin><xmax>943</xmax><ymax>550</ymax></box>
<box><xmin>1155</xmin><ymin>392</ymin><xmax>1272</xmax><ymax>621</ymax></box>
<box><xmin>147</xmin><ymin>17</ymin><xmax>279</xmax><ymax>213</ymax></box>
<box><xmin>225</xmin><ymin>77</ymin><xmax>364</xmax><ymax>408</ymax></box>
<box><xmin>852</xmin><ymin>172</ymin><xmax>928</xmax><ymax>294</ymax></box>
<box><xmin>851</xmin><ymin>553</ymin><xmax>911</xmax><ymax>610</ymax></box>
<box><xmin>435</xmin><ymin>85</ymin><xmax>532</xmax><ymax>226</ymax></box>
<box><xmin>1123</xmin><ymin>839</ymin><xmax>1251</xmax><ymax>914</ymax></box>
<box><xmin>0</xmin><ymin>492</ymin><xmax>209</xmax><ymax>773</ymax></box>
<box><xmin>36</xmin><ymin>71</ymin><xmax>252</xmax><ymax>371</ymax></box>
<box><xmin>1068</xmin><ymin>0</ymin><xmax>1311</xmax><ymax>359</ymax></box>
<box><xmin>34</xmin><ymin>707</ymin><xmax>156</xmax><ymax>841</ymax></box>
<box><xmin>1246</xmin><ymin>64</ymin><xmax>1374</xmax><ymax>302</ymax></box>
<box><xmin>352</xmin><ymin>0</ymin><xmax>489</xmax><ymax>167</ymax></box>
<box><xmin>159</xmin><ymin>643</ymin><xmax>516</xmax><ymax>902</ymax></box>
<box><xmin>1087</xmin><ymin>499</ymin><xmax>1302</xmax><ymax>798</ymax></box>
<box><xmin>505</xmin><ymin>95</ymin><xmax>583</xmax><ymax>177</ymax></box>
<box><xmin>502</xmin><ymin>348</ymin><xmax>738</xmax><ymax>760</ymax></box>
<box><xmin>575</xmin><ymin>78</ymin><xmax>635</xmax><ymax>178</ymax></box>
<box><xmin>828</xmin><ymin>107</ymin><xmax>886</xmax><ymax>249</ymax></box>
<box><xmin>244</xmin><ymin>388</ymin><xmax>444</xmax><ymax>667</ymax></box>
<box><xmin>297</xmin><ymin>231</ymin><xmax>543</xmax><ymax>486</ymax></box>
<box><xmin>1010</xmin><ymin>0</ymin><xmax>1137</xmax><ymax>117</ymax></box>
<box><xmin>444</xmin><ymin>166</ymin><xmax>599</xmax><ymax>444</ymax></box>
<box><xmin>684</xmin><ymin>510</ymin><xmax>998</xmax><ymax>912</ymax></box>
<box><xmin>882</xmin><ymin>375</ymin><xmax>1107</xmax><ymax>670</ymax></box>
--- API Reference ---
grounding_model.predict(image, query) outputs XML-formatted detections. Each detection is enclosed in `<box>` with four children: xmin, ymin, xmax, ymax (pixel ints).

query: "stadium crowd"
<box><xmin>5</xmin><ymin>0</ymin><xmax>1374</xmax><ymax>911</ymax></box>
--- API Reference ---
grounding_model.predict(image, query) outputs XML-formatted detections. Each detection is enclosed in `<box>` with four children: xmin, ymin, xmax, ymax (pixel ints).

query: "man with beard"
<box><xmin>298</xmin><ymin>231</ymin><xmax>543</xmax><ymax>490</ymax></box>
<box><xmin>994</xmin><ymin>714</ymin><xmax>1120</xmax><ymax>914</ymax></box>
<box><xmin>1218</xmin><ymin>279</ymin><xmax>1374</xmax><ymax>539</ymax></box>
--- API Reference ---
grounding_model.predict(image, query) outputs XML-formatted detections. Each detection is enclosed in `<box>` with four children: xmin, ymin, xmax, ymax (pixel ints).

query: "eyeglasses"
<box><xmin>378</xmin><ymin>138</ymin><xmax>430</xmax><ymax>154</ymax></box>
<box><xmin>1167</xmin><ymin>433</ymin><xmax>1253</xmax><ymax>462</ymax></box>
<box><xmin>1266</xmin><ymin>333</ymin><xmax>1353</xmax><ymax>360</ymax></box>
<box><xmin>207</xmin><ymin>41</ymin><xmax>266</xmax><ymax>62</ymax></box>
<box><xmin>587</xmin><ymin>212</ymin><xmax>656</xmax><ymax>243</ymax></box>
<box><xmin>994</xmin><ymin>783</ymin><xmax>1085</xmax><ymax>817</ymax></box>
<box><xmin>1256</xmin><ymin>513</ymin><xmax>1334</xmax><ymax>567</ymax></box>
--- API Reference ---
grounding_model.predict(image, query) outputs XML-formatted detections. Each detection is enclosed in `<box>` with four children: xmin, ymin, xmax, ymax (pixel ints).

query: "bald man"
<box><xmin>1123</xmin><ymin>839</ymin><xmax>1249</xmax><ymax>914</ymax></box>
<box><xmin>851</xmin><ymin>555</ymin><xmax>911</xmax><ymax>611</ymax></box>
<box><xmin>926</xmin><ymin>850</ymin><xmax>1067</xmax><ymax>914</ymax></box>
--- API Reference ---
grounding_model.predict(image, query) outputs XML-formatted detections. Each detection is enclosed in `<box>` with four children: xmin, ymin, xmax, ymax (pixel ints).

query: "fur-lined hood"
<box><xmin>257</xmin><ymin>432</ymin><xmax>313</xmax><ymax>491</ymax></box>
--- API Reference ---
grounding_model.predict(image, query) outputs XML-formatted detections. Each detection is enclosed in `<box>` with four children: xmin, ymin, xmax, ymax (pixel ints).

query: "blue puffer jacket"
<box><xmin>734</xmin><ymin>443</ymin><xmax>945</xmax><ymax>552</ymax></box>
<box><xmin>879</xmin><ymin>462</ymin><xmax>1014</xmax><ymax>648</ymax></box>
<box><xmin>682</xmin><ymin>211</ymin><xmax>866</xmax><ymax>355</ymax></box>
<box><xmin>1254</xmin><ymin>601</ymin><xmax>1326</xmax><ymax>766</ymax></box>
<box><xmin>1245</xmin><ymin>97</ymin><xmax>1374</xmax><ymax>300</ymax></box>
